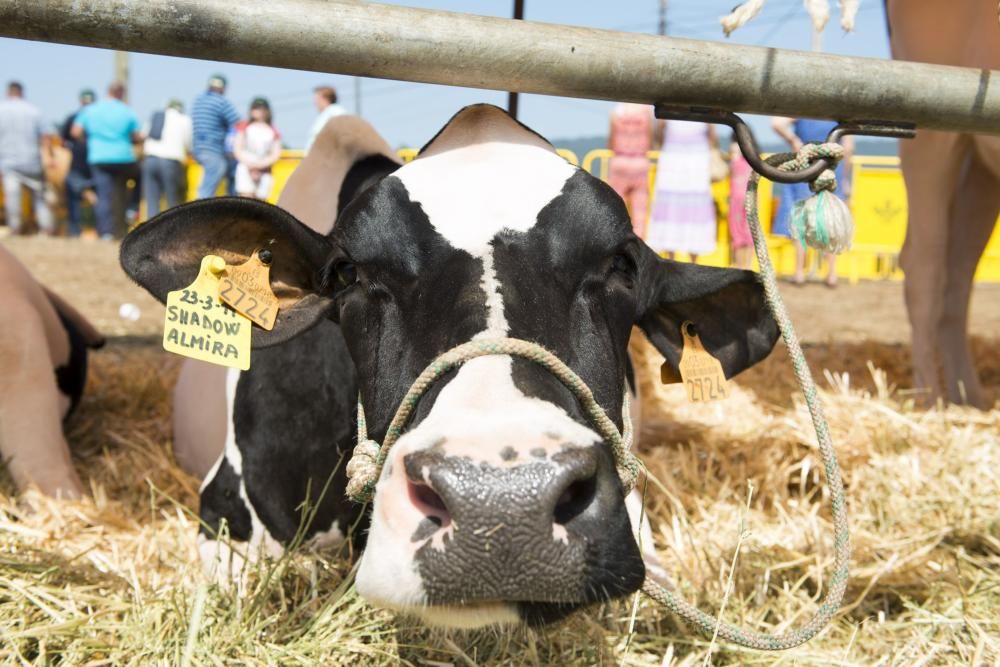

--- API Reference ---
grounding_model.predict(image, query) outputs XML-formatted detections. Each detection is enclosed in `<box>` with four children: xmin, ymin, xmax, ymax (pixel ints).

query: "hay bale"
<box><xmin>1</xmin><ymin>334</ymin><xmax>998</xmax><ymax>664</ymax></box>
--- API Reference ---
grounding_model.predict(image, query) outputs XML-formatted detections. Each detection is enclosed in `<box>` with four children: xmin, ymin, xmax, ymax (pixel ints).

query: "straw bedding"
<box><xmin>1</xmin><ymin>238</ymin><xmax>998</xmax><ymax>665</ymax></box>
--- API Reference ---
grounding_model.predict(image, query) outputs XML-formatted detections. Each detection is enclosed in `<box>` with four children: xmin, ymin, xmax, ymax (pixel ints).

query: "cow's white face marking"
<box><xmin>354</xmin><ymin>106</ymin><xmax>606</xmax><ymax>627</ymax></box>
<box><xmin>394</xmin><ymin>137</ymin><xmax>575</xmax><ymax>257</ymax></box>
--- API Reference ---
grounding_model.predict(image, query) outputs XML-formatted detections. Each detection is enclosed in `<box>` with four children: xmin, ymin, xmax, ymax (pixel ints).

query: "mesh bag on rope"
<box><xmin>787</xmin><ymin>143</ymin><xmax>854</xmax><ymax>254</ymax></box>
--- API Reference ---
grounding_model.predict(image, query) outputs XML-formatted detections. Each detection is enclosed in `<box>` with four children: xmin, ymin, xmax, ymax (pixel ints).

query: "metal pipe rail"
<box><xmin>1</xmin><ymin>0</ymin><xmax>998</xmax><ymax>134</ymax></box>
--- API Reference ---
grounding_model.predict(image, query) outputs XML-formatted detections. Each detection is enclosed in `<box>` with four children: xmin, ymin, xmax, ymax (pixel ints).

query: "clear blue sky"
<box><xmin>0</xmin><ymin>0</ymin><xmax>891</xmax><ymax>149</ymax></box>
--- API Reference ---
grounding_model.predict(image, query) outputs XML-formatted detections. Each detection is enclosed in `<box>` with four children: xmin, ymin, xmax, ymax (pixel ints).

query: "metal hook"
<box><xmin>653</xmin><ymin>105</ymin><xmax>916</xmax><ymax>184</ymax></box>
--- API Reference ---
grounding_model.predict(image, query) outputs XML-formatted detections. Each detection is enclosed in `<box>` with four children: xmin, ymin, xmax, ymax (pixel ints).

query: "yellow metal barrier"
<box><xmin>580</xmin><ymin>149</ymin><xmax>1000</xmax><ymax>282</ymax></box>
<box><xmin>10</xmin><ymin>145</ymin><xmax>977</xmax><ymax>283</ymax></box>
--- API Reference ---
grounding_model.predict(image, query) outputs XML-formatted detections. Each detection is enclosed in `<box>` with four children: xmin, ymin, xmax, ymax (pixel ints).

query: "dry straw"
<box><xmin>1</xmin><ymin>333</ymin><xmax>998</xmax><ymax>665</ymax></box>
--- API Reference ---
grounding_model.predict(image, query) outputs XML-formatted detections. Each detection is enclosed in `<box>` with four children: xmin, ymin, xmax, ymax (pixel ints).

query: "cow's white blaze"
<box><xmin>355</xmin><ymin>106</ymin><xmax>607</xmax><ymax>626</ymax></box>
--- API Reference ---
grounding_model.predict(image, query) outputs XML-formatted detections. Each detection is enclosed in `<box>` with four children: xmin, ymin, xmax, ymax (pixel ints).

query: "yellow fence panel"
<box><xmin>101</xmin><ymin>147</ymin><xmax>1000</xmax><ymax>284</ymax></box>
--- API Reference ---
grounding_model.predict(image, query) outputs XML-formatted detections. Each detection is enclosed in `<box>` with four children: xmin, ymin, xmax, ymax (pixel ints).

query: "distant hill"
<box><xmin>551</xmin><ymin>135</ymin><xmax>900</xmax><ymax>165</ymax></box>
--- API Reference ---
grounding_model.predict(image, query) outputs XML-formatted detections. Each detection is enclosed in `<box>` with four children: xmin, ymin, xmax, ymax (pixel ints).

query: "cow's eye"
<box><xmin>610</xmin><ymin>252</ymin><xmax>634</xmax><ymax>275</ymax></box>
<box><xmin>333</xmin><ymin>261</ymin><xmax>358</xmax><ymax>287</ymax></box>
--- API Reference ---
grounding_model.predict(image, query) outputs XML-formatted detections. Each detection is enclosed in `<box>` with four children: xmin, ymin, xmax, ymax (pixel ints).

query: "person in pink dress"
<box><xmin>727</xmin><ymin>143</ymin><xmax>754</xmax><ymax>269</ymax></box>
<box><xmin>607</xmin><ymin>103</ymin><xmax>653</xmax><ymax>238</ymax></box>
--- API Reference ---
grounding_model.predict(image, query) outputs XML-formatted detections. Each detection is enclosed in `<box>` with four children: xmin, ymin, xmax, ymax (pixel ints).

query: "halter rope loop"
<box><xmin>344</xmin><ymin>143</ymin><xmax>850</xmax><ymax>652</ymax></box>
<box><xmin>345</xmin><ymin>338</ymin><xmax>641</xmax><ymax>503</ymax></box>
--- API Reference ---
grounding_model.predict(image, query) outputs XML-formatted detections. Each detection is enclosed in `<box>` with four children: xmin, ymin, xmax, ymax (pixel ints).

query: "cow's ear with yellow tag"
<box><xmin>162</xmin><ymin>255</ymin><xmax>252</xmax><ymax>370</ymax></box>
<box><xmin>219</xmin><ymin>248</ymin><xmax>281</xmax><ymax>331</ymax></box>
<box><xmin>676</xmin><ymin>321</ymin><xmax>730</xmax><ymax>402</ymax></box>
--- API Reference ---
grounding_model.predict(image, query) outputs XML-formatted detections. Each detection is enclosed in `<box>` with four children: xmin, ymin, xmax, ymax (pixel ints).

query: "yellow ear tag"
<box><xmin>218</xmin><ymin>248</ymin><xmax>280</xmax><ymax>331</ymax></box>
<box><xmin>163</xmin><ymin>255</ymin><xmax>251</xmax><ymax>370</ymax></box>
<box><xmin>677</xmin><ymin>321</ymin><xmax>730</xmax><ymax>402</ymax></box>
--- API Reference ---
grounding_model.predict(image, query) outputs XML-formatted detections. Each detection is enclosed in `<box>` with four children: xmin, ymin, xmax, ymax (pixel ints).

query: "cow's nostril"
<box><xmin>408</xmin><ymin>480</ymin><xmax>451</xmax><ymax>527</ymax></box>
<box><xmin>553</xmin><ymin>474</ymin><xmax>597</xmax><ymax>525</ymax></box>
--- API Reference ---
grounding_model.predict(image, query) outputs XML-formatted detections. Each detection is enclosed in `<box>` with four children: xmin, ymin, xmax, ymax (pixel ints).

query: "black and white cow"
<box><xmin>121</xmin><ymin>105</ymin><xmax>777</xmax><ymax>627</ymax></box>
<box><xmin>162</xmin><ymin>116</ymin><xmax>402</xmax><ymax>568</ymax></box>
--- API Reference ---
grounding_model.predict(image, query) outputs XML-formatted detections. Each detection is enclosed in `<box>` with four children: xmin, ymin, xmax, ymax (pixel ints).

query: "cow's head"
<box><xmin>122</xmin><ymin>105</ymin><xmax>778</xmax><ymax>628</ymax></box>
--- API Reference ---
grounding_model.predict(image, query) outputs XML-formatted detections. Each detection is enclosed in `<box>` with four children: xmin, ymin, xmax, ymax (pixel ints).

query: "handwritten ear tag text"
<box><xmin>219</xmin><ymin>248</ymin><xmax>280</xmax><ymax>331</ymax></box>
<box><xmin>163</xmin><ymin>255</ymin><xmax>251</xmax><ymax>370</ymax></box>
<box><xmin>678</xmin><ymin>321</ymin><xmax>729</xmax><ymax>402</ymax></box>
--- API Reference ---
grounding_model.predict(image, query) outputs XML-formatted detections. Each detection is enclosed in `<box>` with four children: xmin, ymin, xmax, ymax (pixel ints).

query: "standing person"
<box><xmin>233</xmin><ymin>97</ymin><xmax>282</xmax><ymax>200</ymax></box>
<box><xmin>647</xmin><ymin>120</ymin><xmax>719</xmax><ymax>262</ymax></box>
<box><xmin>191</xmin><ymin>74</ymin><xmax>240</xmax><ymax>198</ymax></box>
<box><xmin>607</xmin><ymin>103</ymin><xmax>653</xmax><ymax>238</ymax></box>
<box><xmin>771</xmin><ymin>117</ymin><xmax>854</xmax><ymax>287</ymax></box>
<box><xmin>60</xmin><ymin>89</ymin><xmax>96</xmax><ymax>237</ymax></box>
<box><xmin>305</xmin><ymin>85</ymin><xmax>347</xmax><ymax>153</ymax></box>
<box><xmin>71</xmin><ymin>82</ymin><xmax>142</xmax><ymax>240</ymax></box>
<box><xmin>142</xmin><ymin>99</ymin><xmax>192</xmax><ymax>217</ymax></box>
<box><xmin>0</xmin><ymin>81</ymin><xmax>55</xmax><ymax>235</ymax></box>
<box><xmin>727</xmin><ymin>142</ymin><xmax>754</xmax><ymax>270</ymax></box>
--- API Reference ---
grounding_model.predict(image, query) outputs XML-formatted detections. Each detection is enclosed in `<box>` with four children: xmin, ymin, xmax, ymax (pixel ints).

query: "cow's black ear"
<box><xmin>635</xmin><ymin>247</ymin><xmax>780</xmax><ymax>379</ymax></box>
<box><xmin>120</xmin><ymin>197</ymin><xmax>334</xmax><ymax>348</ymax></box>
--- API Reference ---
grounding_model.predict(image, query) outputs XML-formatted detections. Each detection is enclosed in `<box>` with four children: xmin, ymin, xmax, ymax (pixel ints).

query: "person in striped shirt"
<box><xmin>191</xmin><ymin>74</ymin><xmax>240</xmax><ymax>199</ymax></box>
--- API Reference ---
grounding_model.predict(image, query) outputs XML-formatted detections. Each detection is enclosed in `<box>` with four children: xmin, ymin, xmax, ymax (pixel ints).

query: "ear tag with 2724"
<box><xmin>163</xmin><ymin>255</ymin><xmax>251</xmax><ymax>370</ymax></box>
<box><xmin>675</xmin><ymin>321</ymin><xmax>729</xmax><ymax>402</ymax></box>
<box><xmin>218</xmin><ymin>248</ymin><xmax>280</xmax><ymax>331</ymax></box>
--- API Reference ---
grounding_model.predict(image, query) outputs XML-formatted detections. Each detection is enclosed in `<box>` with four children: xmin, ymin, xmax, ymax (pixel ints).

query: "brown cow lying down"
<box><xmin>0</xmin><ymin>243</ymin><xmax>104</xmax><ymax>497</ymax></box>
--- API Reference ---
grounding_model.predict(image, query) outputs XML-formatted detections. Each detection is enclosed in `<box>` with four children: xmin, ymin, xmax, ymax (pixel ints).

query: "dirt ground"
<box><xmin>4</xmin><ymin>233</ymin><xmax>1000</xmax><ymax>405</ymax></box>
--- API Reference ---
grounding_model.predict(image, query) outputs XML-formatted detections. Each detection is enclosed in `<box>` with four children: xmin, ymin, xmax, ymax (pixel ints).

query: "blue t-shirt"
<box><xmin>191</xmin><ymin>91</ymin><xmax>241</xmax><ymax>155</ymax></box>
<box><xmin>793</xmin><ymin>119</ymin><xmax>838</xmax><ymax>144</ymax></box>
<box><xmin>75</xmin><ymin>99</ymin><xmax>140</xmax><ymax>164</ymax></box>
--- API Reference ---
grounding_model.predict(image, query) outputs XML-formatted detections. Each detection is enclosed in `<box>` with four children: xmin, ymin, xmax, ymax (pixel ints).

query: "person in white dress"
<box><xmin>647</xmin><ymin>120</ymin><xmax>719</xmax><ymax>262</ymax></box>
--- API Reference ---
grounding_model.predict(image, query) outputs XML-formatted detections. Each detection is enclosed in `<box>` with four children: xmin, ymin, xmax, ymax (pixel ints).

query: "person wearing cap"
<box><xmin>232</xmin><ymin>97</ymin><xmax>282</xmax><ymax>200</ymax></box>
<box><xmin>191</xmin><ymin>74</ymin><xmax>240</xmax><ymax>199</ymax></box>
<box><xmin>0</xmin><ymin>81</ymin><xmax>56</xmax><ymax>235</ymax></box>
<box><xmin>60</xmin><ymin>88</ymin><xmax>96</xmax><ymax>236</ymax></box>
<box><xmin>71</xmin><ymin>81</ymin><xmax>143</xmax><ymax>240</ymax></box>
<box><xmin>142</xmin><ymin>98</ymin><xmax>192</xmax><ymax>217</ymax></box>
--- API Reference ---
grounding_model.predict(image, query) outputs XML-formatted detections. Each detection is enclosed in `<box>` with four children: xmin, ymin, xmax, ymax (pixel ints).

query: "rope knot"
<box><xmin>345</xmin><ymin>439</ymin><xmax>380</xmax><ymax>503</ymax></box>
<box><xmin>787</xmin><ymin>142</ymin><xmax>853</xmax><ymax>254</ymax></box>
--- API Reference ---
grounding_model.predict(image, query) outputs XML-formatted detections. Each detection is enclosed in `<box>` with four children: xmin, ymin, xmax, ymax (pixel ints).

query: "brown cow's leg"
<box><xmin>899</xmin><ymin>131</ymin><xmax>967</xmax><ymax>406</ymax></box>
<box><xmin>940</xmin><ymin>141</ymin><xmax>1000</xmax><ymax>408</ymax></box>
<box><xmin>172</xmin><ymin>360</ymin><xmax>228</xmax><ymax>480</ymax></box>
<box><xmin>0</xmin><ymin>301</ymin><xmax>84</xmax><ymax>498</ymax></box>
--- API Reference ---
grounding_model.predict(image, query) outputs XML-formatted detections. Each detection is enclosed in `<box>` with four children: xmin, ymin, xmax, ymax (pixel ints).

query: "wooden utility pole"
<box><xmin>114</xmin><ymin>50</ymin><xmax>129</xmax><ymax>99</ymax></box>
<box><xmin>658</xmin><ymin>0</ymin><xmax>668</xmax><ymax>36</ymax></box>
<box><xmin>506</xmin><ymin>0</ymin><xmax>524</xmax><ymax>119</ymax></box>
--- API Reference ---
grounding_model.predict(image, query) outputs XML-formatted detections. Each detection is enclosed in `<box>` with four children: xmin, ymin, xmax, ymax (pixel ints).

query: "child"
<box><xmin>727</xmin><ymin>142</ymin><xmax>754</xmax><ymax>270</ymax></box>
<box><xmin>233</xmin><ymin>97</ymin><xmax>282</xmax><ymax>200</ymax></box>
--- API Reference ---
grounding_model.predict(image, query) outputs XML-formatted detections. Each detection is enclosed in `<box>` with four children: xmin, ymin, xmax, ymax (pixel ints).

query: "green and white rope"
<box><xmin>344</xmin><ymin>143</ymin><xmax>850</xmax><ymax>651</ymax></box>
<box><xmin>345</xmin><ymin>338</ymin><xmax>641</xmax><ymax>503</ymax></box>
